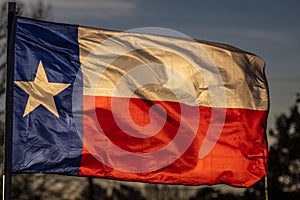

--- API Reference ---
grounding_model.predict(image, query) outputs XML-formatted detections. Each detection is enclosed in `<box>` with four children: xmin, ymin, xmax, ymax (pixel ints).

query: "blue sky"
<box><xmin>23</xmin><ymin>0</ymin><xmax>300</xmax><ymax>128</ymax></box>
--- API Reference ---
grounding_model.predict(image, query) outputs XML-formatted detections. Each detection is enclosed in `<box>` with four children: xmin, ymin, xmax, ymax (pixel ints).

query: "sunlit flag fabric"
<box><xmin>12</xmin><ymin>17</ymin><xmax>269</xmax><ymax>187</ymax></box>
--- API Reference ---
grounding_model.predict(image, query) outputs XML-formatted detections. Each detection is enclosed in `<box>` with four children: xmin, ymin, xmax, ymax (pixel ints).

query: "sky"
<box><xmin>20</xmin><ymin>0</ymin><xmax>300</xmax><ymax>129</ymax></box>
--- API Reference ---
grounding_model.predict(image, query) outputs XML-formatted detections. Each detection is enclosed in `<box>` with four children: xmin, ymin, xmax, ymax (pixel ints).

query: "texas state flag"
<box><xmin>12</xmin><ymin>17</ymin><xmax>269</xmax><ymax>187</ymax></box>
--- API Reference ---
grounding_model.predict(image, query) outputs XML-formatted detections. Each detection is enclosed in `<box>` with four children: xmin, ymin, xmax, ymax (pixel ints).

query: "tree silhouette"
<box><xmin>269</xmin><ymin>98</ymin><xmax>300</xmax><ymax>199</ymax></box>
<box><xmin>245</xmin><ymin>95</ymin><xmax>300</xmax><ymax>199</ymax></box>
<box><xmin>0</xmin><ymin>1</ymin><xmax>52</xmax><ymax>199</ymax></box>
<box><xmin>1</xmin><ymin>2</ymin><xmax>299</xmax><ymax>199</ymax></box>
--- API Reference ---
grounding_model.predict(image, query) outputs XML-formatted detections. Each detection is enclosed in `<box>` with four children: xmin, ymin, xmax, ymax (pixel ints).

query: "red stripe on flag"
<box><xmin>79</xmin><ymin>95</ymin><xmax>267</xmax><ymax>187</ymax></box>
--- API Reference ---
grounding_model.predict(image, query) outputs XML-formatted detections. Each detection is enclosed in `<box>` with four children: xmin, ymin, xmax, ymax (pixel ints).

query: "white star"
<box><xmin>15</xmin><ymin>61</ymin><xmax>70</xmax><ymax>118</ymax></box>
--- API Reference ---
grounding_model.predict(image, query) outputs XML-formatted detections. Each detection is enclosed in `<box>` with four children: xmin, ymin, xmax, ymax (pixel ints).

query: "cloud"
<box><xmin>21</xmin><ymin>0</ymin><xmax>137</xmax><ymax>20</ymax></box>
<box><xmin>54</xmin><ymin>0</ymin><xmax>136</xmax><ymax>19</ymax></box>
<box><xmin>240</xmin><ymin>29</ymin><xmax>295</xmax><ymax>45</ymax></box>
<box><xmin>190</xmin><ymin>26</ymin><xmax>296</xmax><ymax>45</ymax></box>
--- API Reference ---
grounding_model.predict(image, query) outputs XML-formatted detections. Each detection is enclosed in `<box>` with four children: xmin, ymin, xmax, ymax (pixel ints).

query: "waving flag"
<box><xmin>11</xmin><ymin>17</ymin><xmax>268</xmax><ymax>187</ymax></box>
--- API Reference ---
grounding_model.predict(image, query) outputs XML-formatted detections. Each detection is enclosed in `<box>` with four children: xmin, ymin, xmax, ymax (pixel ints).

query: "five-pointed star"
<box><xmin>15</xmin><ymin>61</ymin><xmax>70</xmax><ymax>118</ymax></box>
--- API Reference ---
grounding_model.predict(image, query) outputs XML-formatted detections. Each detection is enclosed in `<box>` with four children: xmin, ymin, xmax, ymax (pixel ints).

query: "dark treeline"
<box><xmin>0</xmin><ymin>1</ymin><xmax>299</xmax><ymax>199</ymax></box>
